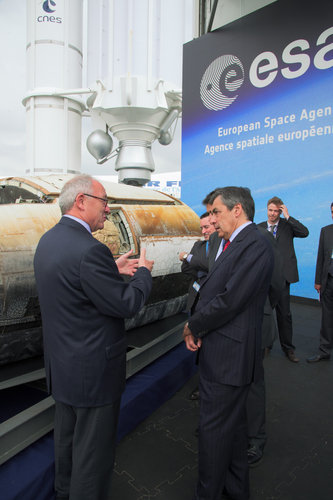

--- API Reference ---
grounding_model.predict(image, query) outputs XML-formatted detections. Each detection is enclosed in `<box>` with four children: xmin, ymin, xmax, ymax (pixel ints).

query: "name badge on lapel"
<box><xmin>192</xmin><ymin>281</ymin><xmax>200</xmax><ymax>292</ymax></box>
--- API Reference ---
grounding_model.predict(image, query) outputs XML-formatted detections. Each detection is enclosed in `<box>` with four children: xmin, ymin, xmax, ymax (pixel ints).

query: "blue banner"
<box><xmin>182</xmin><ymin>0</ymin><xmax>333</xmax><ymax>299</ymax></box>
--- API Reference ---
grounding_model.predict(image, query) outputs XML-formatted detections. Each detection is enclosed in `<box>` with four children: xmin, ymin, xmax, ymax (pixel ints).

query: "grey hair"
<box><xmin>58</xmin><ymin>174</ymin><xmax>95</xmax><ymax>215</ymax></box>
<box><xmin>210</xmin><ymin>186</ymin><xmax>255</xmax><ymax>222</ymax></box>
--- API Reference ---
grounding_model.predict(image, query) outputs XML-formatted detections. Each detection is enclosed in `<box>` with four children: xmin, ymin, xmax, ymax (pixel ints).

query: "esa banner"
<box><xmin>181</xmin><ymin>0</ymin><xmax>333</xmax><ymax>299</ymax></box>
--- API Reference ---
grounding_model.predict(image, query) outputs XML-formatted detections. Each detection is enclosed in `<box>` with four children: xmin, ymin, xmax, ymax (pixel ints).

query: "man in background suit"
<box><xmin>258</xmin><ymin>196</ymin><xmax>309</xmax><ymax>362</ymax></box>
<box><xmin>34</xmin><ymin>174</ymin><xmax>153</xmax><ymax>500</ymax></box>
<box><xmin>179</xmin><ymin>212</ymin><xmax>215</xmax><ymax>313</ymax></box>
<box><xmin>183</xmin><ymin>187</ymin><xmax>273</xmax><ymax>500</ymax></box>
<box><xmin>180</xmin><ymin>210</ymin><xmax>217</xmax><ymax>402</ymax></box>
<box><xmin>202</xmin><ymin>190</ymin><xmax>223</xmax><ymax>270</ymax></box>
<box><xmin>307</xmin><ymin>202</ymin><xmax>333</xmax><ymax>363</ymax></box>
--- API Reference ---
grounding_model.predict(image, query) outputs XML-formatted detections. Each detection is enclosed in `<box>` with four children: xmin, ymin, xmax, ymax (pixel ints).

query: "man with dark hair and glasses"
<box><xmin>34</xmin><ymin>174</ymin><xmax>154</xmax><ymax>500</ymax></box>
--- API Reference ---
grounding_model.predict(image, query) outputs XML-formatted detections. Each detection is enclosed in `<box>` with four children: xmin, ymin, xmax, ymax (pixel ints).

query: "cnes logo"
<box><xmin>200</xmin><ymin>26</ymin><xmax>333</xmax><ymax>111</ymax></box>
<box><xmin>37</xmin><ymin>0</ymin><xmax>62</xmax><ymax>23</ymax></box>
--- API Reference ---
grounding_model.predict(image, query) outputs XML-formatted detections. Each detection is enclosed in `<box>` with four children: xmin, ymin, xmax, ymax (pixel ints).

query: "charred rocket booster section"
<box><xmin>0</xmin><ymin>175</ymin><xmax>200</xmax><ymax>365</ymax></box>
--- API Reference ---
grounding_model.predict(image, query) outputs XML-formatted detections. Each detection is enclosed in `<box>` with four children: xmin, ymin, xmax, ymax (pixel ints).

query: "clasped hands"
<box><xmin>183</xmin><ymin>322</ymin><xmax>202</xmax><ymax>352</ymax></box>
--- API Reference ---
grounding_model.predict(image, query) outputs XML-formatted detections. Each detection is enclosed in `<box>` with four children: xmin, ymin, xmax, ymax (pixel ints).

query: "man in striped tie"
<box><xmin>258</xmin><ymin>196</ymin><xmax>309</xmax><ymax>363</ymax></box>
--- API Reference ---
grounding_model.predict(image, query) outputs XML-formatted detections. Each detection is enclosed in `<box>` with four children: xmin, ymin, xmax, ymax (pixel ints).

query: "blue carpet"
<box><xmin>0</xmin><ymin>343</ymin><xmax>197</xmax><ymax>500</ymax></box>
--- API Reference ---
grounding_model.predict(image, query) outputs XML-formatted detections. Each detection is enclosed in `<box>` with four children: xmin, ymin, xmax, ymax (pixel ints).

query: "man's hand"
<box><xmin>314</xmin><ymin>283</ymin><xmax>321</xmax><ymax>293</ymax></box>
<box><xmin>280</xmin><ymin>204</ymin><xmax>290</xmax><ymax>220</ymax></box>
<box><xmin>116</xmin><ymin>250</ymin><xmax>139</xmax><ymax>276</ymax></box>
<box><xmin>138</xmin><ymin>248</ymin><xmax>154</xmax><ymax>272</ymax></box>
<box><xmin>179</xmin><ymin>251</ymin><xmax>188</xmax><ymax>262</ymax></box>
<box><xmin>183</xmin><ymin>322</ymin><xmax>202</xmax><ymax>351</ymax></box>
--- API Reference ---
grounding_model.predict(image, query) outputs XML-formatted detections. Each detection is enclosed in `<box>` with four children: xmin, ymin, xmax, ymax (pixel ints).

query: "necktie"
<box><xmin>269</xmin><ymin>224</ymin><xmax>277</xmax><ymax>237</ymax></box>
<box><xmin>223</xmin><ymin>240</ymin><xmax>230</xmax><ymax>252</ymax></box>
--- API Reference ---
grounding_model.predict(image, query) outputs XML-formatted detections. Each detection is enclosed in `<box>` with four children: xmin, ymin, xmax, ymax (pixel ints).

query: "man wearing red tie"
<box><xmin>183</xmin><ymin>187</ymin><xmax>273</xmax><ymax>500</ymax></box>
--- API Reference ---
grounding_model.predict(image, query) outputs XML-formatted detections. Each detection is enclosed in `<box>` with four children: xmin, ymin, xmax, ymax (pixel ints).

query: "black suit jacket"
<box><xmin>315</xmin><ymin>224</ymin><xmax>333</xmax><ymax>293</ymax></box>
<box><xmin>188</xmin><ymin>223</ymin><xmax>274</xmax><ymax>386</ymax></box>
<box><xmin>207</xmin><ymin>231</ymin><xmax>223</xmax><ymax>270</ymax></box>
<box><xmin>257</xmin><ymin>225</ymin><xmax>284</xmax><ymax>348</ymax></box>
<box><xmin>34</xmin><ymin>216</ymin><xmax>152</xmax><ymax>407</ymax></box>
<box><xmin>258</xmin><ymin>216</ymin><xmax>309</xmax><ymax>283</ymax></box>
<box><xmin>257</xmin><ymin>226</ymin><xmax>284</xmax><ymax>311</ymax></box>
<box><xmin>181</xmin><ymin>239</ymin><xmax>209</xmax><ymax>311</ymax></box>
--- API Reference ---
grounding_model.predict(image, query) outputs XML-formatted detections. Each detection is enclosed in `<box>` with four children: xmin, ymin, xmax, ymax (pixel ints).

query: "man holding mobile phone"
<box><xmin>258</xmin><ymin>196</ymin><xmax>309</xmax><ymax>363</ymax></box>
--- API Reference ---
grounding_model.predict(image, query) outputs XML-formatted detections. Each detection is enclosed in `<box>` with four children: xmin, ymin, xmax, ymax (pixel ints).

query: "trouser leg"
<box><xmin>194</xmin><ymin>377</ymin><xmax>250</xmax><ymax>500</ymax></box>
<box><xmin>54</xmin><ymin>399</ymin><xmax>121</xmax><ymax>500</ymax></box>
<box><xmin>275</xmin><ymin>281</ymin><xmax>295</xmax><ymax>352</ymax></box>
<box><xmin>70</xmin><ymin>400</ymin><xmax>121</xmax><ymax>500</ymax></box>
<box><xmin>247</xmin><ymin>380</ymin><xmax>266</xmax><ymax>450</ymax></box>
<box><xmin>247</xmin><ymin>349</ymin><xmax>266</xmax><ymax>450</ymax></box>
<box><xmin>54</xmin><ymin>401</ymin><xmax>76</xmax><ymax>499</ymax></box>
<box><xmin>319</xmin><ymin>276</ymin><xmax>333</xmax><ymax>356</ymax></box>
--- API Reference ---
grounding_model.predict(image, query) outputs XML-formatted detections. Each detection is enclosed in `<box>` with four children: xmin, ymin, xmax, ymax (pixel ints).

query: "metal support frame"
<box><xmin>199</xmin><ymin>0</ymin><xmax>220</xmax><ymax>35</ymax></box>
<box><xmin>0</xmin><ymin>397</ymin><xmax>55</xmax><ymax>465</ymax></box>
<box><xmin>0</xmin><ymin>314</ymin><xmax>187</xmax><ymax>465</ymax></box>
<box><xmin>206</xmin><ymin>0</ymin><xmax>219</xmax><ymax>33</ymax></box>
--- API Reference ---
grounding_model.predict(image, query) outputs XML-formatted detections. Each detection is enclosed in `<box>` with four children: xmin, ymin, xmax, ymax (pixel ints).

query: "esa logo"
<box><xmin>200</xmin><ymin>26</ymin><xmax>333</xmax><ymax>111</ymax></box>
<box><xmin>37</xmin><ymin>0</ymin><xmax>62</xmax><ymax>23</ymax></box>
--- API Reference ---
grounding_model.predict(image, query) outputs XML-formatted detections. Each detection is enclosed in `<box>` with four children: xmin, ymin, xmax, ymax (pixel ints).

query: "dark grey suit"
<box><xmin>34</xmin><ymin>216</ymin><xmax>152</xmax><ymax>500</ymax></box>
<box><xmin>181</xmin><ymin>239</ymin><xmax>209</xmax><ymax>312</ymax></box>
<box><xmin>207</xmin><ymin>231</ymin><xmax>222</xmax><ymax>269</ymax></box>
<box><xmin>247</xmin><ymin>227</ymin><xmax>284</xmax><ymax>453</ymax></box>
<box><xmin>189</xmin><ymin>223</ymin><xmax>273</xmax><ymax>500</ymax></box>
<box><xmin>315</xmin><ymin>224</ymin><xmax>333</xmax><ymax>355</ymax></box>
<box><xmin>258</xmin><ymin>216</ymin><xmax>309</xmax><ymax>352</ymax></box>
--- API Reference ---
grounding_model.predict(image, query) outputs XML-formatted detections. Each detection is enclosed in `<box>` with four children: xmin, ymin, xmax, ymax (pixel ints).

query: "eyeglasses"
<box><xmin>83</xmin><ymin>193</ymin><xmax>109</xmax><ymax>207</ymax></box>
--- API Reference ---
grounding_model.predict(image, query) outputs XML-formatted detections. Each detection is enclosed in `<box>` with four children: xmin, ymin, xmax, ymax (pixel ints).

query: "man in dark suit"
<box><xmin>183</xmin><ymin>187</ymin><xmax>274</xmax><ymax>500</ymax></box>
<box><xmin>247</xmin><ymin>227</ymin><xmax>283</xmax><ymax>466</ymax></box>
<box><xmin>179</xmin><ymin>212</ymin><xmax>215</xmax><ymax>312</ymax></box>
<box><xmin>307</xmin><ymin>202</ymin><xmax>333</xmax><ymax>363</ymax></box>
<box><xmin>258</xmin><ymin>196</ymin><xmax>309</xmax><ymax>362</ymax></box>
<box><xmin>34</xmin><ymin>174</ymin><xmax>153</xmax><ymax>500</ymax></box>
<box><xmin>180</xmin><ymin>212</ymin><xmax>215</xmax><ymax>400</ymax></box>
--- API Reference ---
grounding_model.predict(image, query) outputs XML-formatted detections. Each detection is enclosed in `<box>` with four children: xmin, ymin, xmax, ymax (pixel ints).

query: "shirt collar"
<box><xmin>63</xmin><ymin>214</ymin><xmax>91</xmax><ymax>233</ymax></box>
<box><xmin>267</xmin><ymin>220</ymin><xmax>279</xmax><ymax>229</ymax></box>
<box><xmin>229</xmin><ymin>221</ymin><xmax>252</xmax><ymax>242</ymax></box>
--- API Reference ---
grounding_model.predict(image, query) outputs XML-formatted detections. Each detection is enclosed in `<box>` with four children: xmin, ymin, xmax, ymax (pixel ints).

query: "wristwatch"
<box><xmin>182</xmin><ymin>253</ymin><xmax>188</xmax><ymax>261</ymax></box>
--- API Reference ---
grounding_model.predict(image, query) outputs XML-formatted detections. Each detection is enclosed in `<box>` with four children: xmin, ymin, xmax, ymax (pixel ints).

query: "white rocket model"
<box><xmin>23</xmin><ymin>0</ymin><xmax>85</xmax><ymax>175</ymax></box>
<box><xmin>23</xmin><ymin>0</ymin><xmax>195</xmax><ymax>185</ymax></box>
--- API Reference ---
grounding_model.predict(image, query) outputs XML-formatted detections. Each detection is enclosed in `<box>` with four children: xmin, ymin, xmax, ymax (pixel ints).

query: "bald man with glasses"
<box><xmin>34</xmin><ymin>174</ymin><xmax>153</xmax><ymax>500</ymax></box>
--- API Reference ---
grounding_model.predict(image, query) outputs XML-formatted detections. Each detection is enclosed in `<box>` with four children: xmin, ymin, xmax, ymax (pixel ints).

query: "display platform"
<box><xmin>0</xmin><ymin>341</ymin><xmax>197</xmax><ymax>500</ymax></box>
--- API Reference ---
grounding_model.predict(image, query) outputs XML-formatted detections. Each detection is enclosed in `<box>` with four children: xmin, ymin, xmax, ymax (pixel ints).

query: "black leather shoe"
<box><xmin>247</xmin><ymin>445</ymin><xmax>263</xmax><ymax>467</ymax></box>
<box><xmin>306</xmin><ymin>354</ymin><xmax>330</xmax><ymax>363</ymax></box>
<box><xmin>189</xmin><ymin>388</ymin><xmax>200</xmax><ymax>400</ymax></box>
<box><xmin>286</xmin><ymin>350</ymin><xmax>299</xmax><ymax>363</ymax></box>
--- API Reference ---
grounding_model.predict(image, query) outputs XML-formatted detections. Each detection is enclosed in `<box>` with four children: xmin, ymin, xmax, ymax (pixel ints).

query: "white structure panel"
<box><xmin>140</xmin><ymin>235</ymin><xmax>201</xmax><ymax>277</ymax></box>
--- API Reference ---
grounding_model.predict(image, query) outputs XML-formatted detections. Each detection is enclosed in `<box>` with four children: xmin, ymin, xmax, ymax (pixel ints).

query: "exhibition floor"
<box><xmin>2</xmin><ymin>300</ymin><xmax>332</xmax><ymax>500</ymax></box>
<box><xmin>112</xmin><ymin>300</ymin><xmax>333</xmax><ymax>500</ymax></box>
